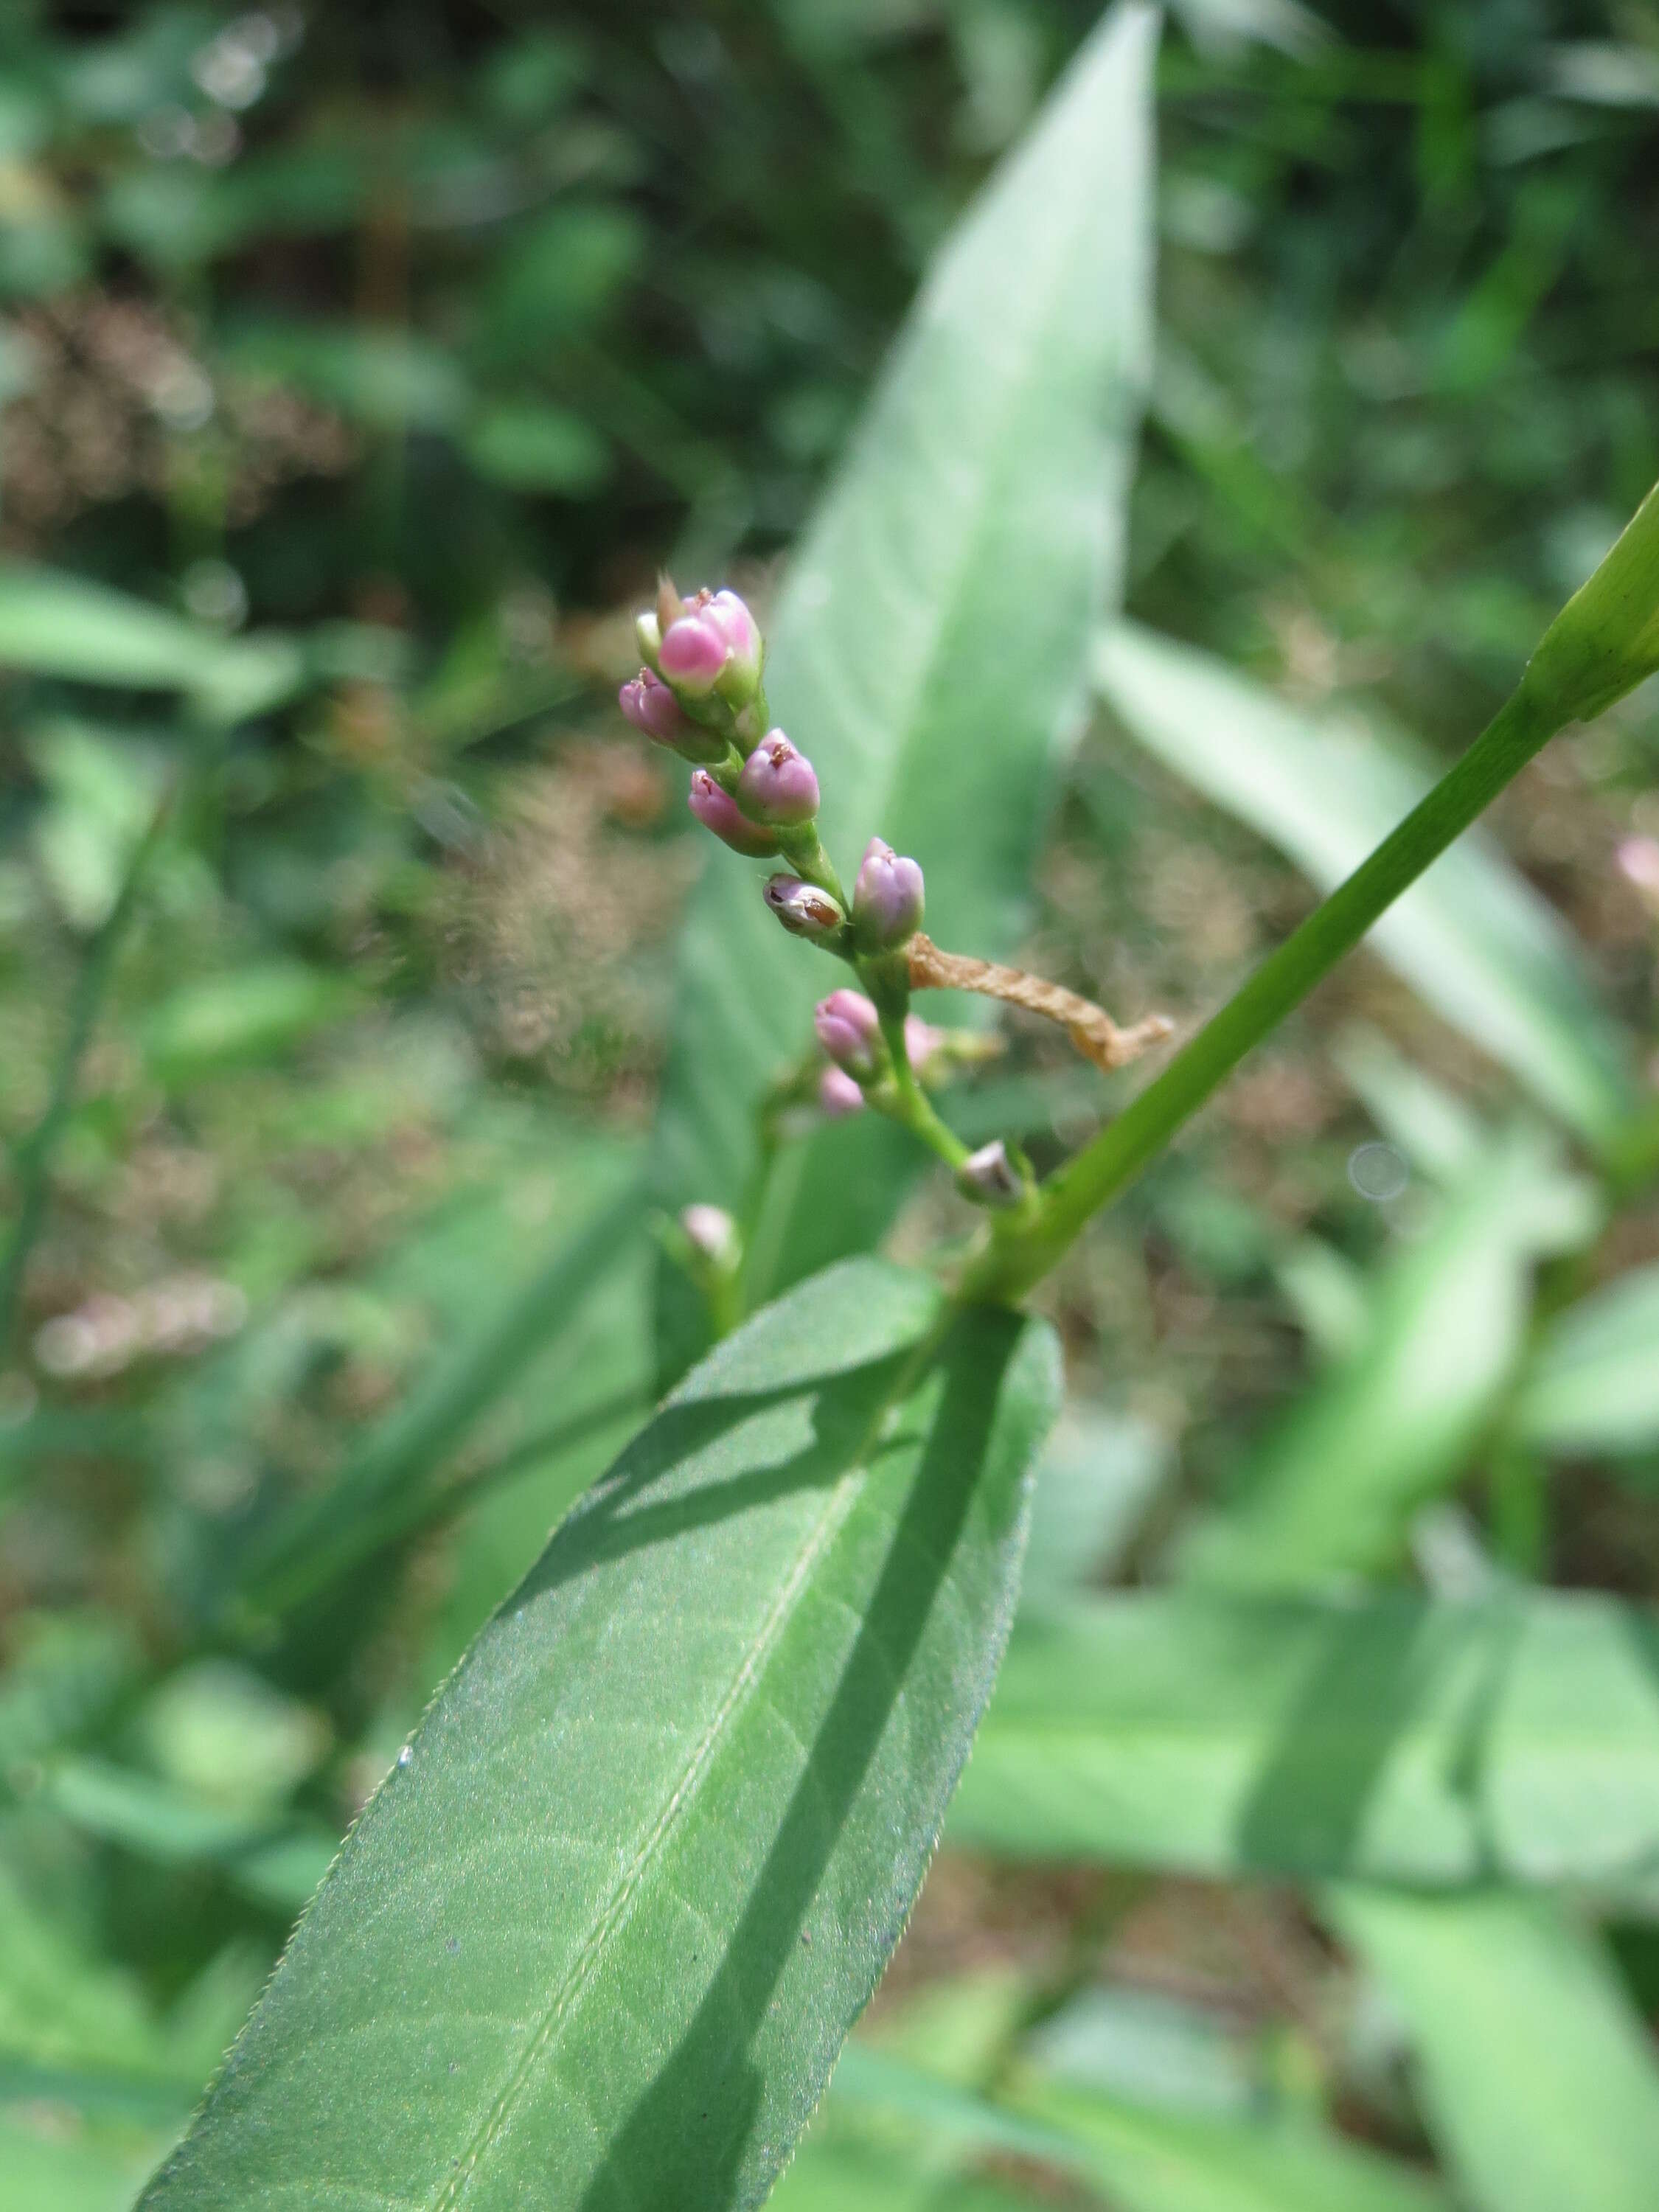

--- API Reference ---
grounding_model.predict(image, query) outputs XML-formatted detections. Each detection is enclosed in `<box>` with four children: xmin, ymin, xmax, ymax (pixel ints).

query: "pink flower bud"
<box><xmin>688</xmin><ymin>770</ymin><xmax>780</xmax><ymax>857</ymax></box>
<box><xmin>814</xmin><ymin>989</ymin><xmax>881</xmax><ymax>1079</ymax></box>
<box><xmin>619</xmin><ymin>667</ymin><xmax>688</xmax><ymax>746</ymax></box>
<box><xmin>681</xmin><ymin>1203</ymin><xmax>738</xmax><ymax>1270</ymax></box>
<box><xmin>956</xmin><ymin>1139</ymin><xmax>1026</xmax><ymax>1209</ymax></box>
<box><xmin>737</xmin><ymin>730</ymin><xmax>819</xmax><ymax>825</ymax></box>
<box><xmin>904</xmin><ymin>1014</ymin><xmax>942</xmax><ymax>1079</ymax></box>
<box><xmin>852</xmin><ymin>837</ymin><xmax>924</xmax><ymax>949</ymax></box>
<box><xmin>763</xmin><ymin>874</ymin><xmax>846</xmax><ymax>943</ymax></box>
<box><xmin>659</xmin><ymin>609</ymin><xmax>731</xmax><ymax>697</ymax></box>
<box><xmin>818</xmin><ymin>1065</ymin><xmax>866</xmax><ymax>1119</ymax></box>
<box><xmin>706</xmin><ymin>589</ymin><xmax>762</xmax><ymax>703</ymax></box>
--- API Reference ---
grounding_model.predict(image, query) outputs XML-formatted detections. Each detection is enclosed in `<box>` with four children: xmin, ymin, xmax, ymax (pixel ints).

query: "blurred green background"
<box><xmin>4</xmin><ymin>2</ymin><xmax>1659</xmax><ymax>2205</ymax></box>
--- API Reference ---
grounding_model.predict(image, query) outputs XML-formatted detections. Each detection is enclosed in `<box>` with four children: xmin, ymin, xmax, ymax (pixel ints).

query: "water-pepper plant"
<box><xmin>9</xmin><ymin>7</ymin><xmax>1659</xmax><ymax>2212</ymax></box>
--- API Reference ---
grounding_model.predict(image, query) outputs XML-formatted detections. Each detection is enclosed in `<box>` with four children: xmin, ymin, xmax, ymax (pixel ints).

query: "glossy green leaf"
<box><xmin>139</xmin><ymin>1259</ymin><xmax>1061</xmax><ymax>2212</ymax></box>
<box><xmin>1178</xmin><ymin>1127</ymin><xmax>1596</xmax><ymax>1587</ymax></box>
<box><xmin>1093</xmin><ymin>622</ymin><xmax>1636</xmax><ymax>1147</ymax></box>
<box><xmin>1332</xmin><ymin>1888</ymin><xmax>1659</xmax><ymax>2212</ymax></box>
<box><xmin>952</xmin><ymin>1586</ymin><xmax>1659</xmax><ymax>1887</ymax></box>
<box><xmin>1514</xmin><ymin>1260</ymin><xmax>1659</xmax><ymax>1458</ymax></box>
<box><xmin>648</xmin><ymin>4</ymin><xmax>1157</xmax><ymax>1374</ymax></box>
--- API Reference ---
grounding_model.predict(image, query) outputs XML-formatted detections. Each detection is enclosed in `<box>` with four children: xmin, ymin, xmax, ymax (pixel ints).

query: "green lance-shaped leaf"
<box><xmin>138</xmin><ymin>1259</ymin><xmax>1061</xmax><ymax>2212</ymax></box>
<box><xmin>1093</xmin><ymin>621</ymin><xmax>1636</xmax><ymax>1149</ymax></box>
<box><xmin>1517</xmin><ymin>476</ymin><xmax>1659</xmax><ymax>727</ymax></box>
<box><xmin>1176</xmin><ymin>1127</ymin><xmax>1596</xmax><ymax>1589</ymax></box>
<box><xmin>648</xmin><ymin>4</ymin><xmax>1158</xmax><ymax>1377</ymax></box>
<box><xmin>1331</xmin><ymin>1888</ymin><xmax>1659</xmax><ymax>2212</ymax></box>
<box><xmin>1514</xmin><ymin>1259</ymin><xmax>1659</xmax><ymax>1459</ymax></box>
<box><xmin>951</xmin><ymin>1586</ymin><xmax>1659</xmax><ymax>1889</ymax></box>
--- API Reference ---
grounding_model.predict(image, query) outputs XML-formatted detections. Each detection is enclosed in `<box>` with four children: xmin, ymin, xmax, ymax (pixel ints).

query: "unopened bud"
<box><xmin>814</xmin><ymin>989</ymin><xmax>881</xmax><ymax>1079</ymax></box>
<box><xmin>818</xmin><ymin>1065</ymin><xmax>866</xmax><ymax>1119</ymax></box>
<box><xmin>659</xmin><ymin>608</ymin><xmax>731</xmax><ymax>697</ymax></box>
<box><xmin>738</xmin><ymin>731</ymin><xmax>819</xmax><ymax>825</ymax></box>
<box><xmin>852</xmin><ymin>837</ymin><xmax>925</xmax><ymax>950</ymax></box>
<box><xmin>956</xmin><ymin>1138</ymin><xmax>1028</xmax><ymax>1210</ymax></box>
<box><xmin>764</xmin><ymin>874</ymin><xmax>846</xmax><ymax>944</ymax></box>
<box><xmin>622</xmin><ymin>668</ymin><xmax>726</xmax><ymax>764</ymax></box>
<box><xmin>619</xmin><ymin>667</ymin><xmax>686</xmax><ymax>745</ymax></box>
<box><xmin>904</xmin><ymin>1014</ymin><xmax>942</xmax><ymax>1079</ymax></box>
<box><xmin>681</xmin><ymin>1203</ymin><xmax>738</xmax><ymax>1271</ymax></box>
<box><xmin>636</xmin><ymin>610</ymin><xmax>663</xmax><ymax>667</ymax></box>
<box><xmin>706</xmin><ymin>589</ymin><xmax>763</xmax><ymax>705</ymax></box>
<box><xmin>689</xmin><ymin>770</ymin><xmax>780</xmax><ymax>857</ymax></box>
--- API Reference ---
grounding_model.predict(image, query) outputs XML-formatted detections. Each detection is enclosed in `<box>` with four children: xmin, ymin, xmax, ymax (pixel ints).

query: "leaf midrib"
<box><xmin>425</xmin><ymin>1312</ymin><xmax>950</xmax><ymax>2209</ymax></box>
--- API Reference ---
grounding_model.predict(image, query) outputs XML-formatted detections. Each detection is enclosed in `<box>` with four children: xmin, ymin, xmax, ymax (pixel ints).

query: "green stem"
<box><xmin>778</xmin><ymin>821</ymin><xmax>846</xmax><ymax>908</ymax></box>
<box><xmin>872</xmin><ymin>1009</ymin><xmax>970</xmax><ymax>1172</ymax></box>
<box><xmin>957</xmin><ymin>686</ymin><xmax>1559</xmax><ymax>1305</ymax></box>
<box><xmin>0</xmin><ymin>793</ymin><xmax>173</xmax><ymax>1360</ymax></box>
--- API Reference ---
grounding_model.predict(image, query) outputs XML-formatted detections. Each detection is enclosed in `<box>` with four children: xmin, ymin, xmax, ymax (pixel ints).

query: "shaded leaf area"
<box><xmin>1333</xmin><ymin>1888</ymin><xmax>1659</xmax><ymax>2212</ymax></box>
<box><xmin>1093</xmin><ymin>622</ymin><xmax>1637</xmax><ymax>1149</ymax></box>
<box><xmin>1176</xmin><ymin>1128</ymin><xmax>1596</xmax><ymax>1587</ymax></box>
<box><xmin>952</xmin><ymin>1585</ymin><xmax>1659</xmax><ymax>1888</ymax></box>
<box><xmin>139</xmin><ymin>1259</ymin><xmax>1060</xmax><ymax>2211</ymax></box>
<box><xmin>1516</xmin><ymin>1259</ymin><xmax>1659</xmax><ymax>1461</ymax></box>
<box><xmin>224</xmin><ymin>1171</ymin><xmax>651</xmax><ymax>1624</ymax></box>
<box><xmin>648</xmin><ymin>4</ymin><xmax>1158</xmax><ymax>1380</ymax></box>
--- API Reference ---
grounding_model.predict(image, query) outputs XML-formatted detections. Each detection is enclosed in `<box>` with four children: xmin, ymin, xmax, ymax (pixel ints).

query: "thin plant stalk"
<box><xmin>957</xmin><ymin>686</ymin><xmax>1561</xmax><ymax>1304</ymax></box>
<box><xmin>0</xmin><ymin>792</ymin><xmax>174</xmax><ymax>1360</ymax></box>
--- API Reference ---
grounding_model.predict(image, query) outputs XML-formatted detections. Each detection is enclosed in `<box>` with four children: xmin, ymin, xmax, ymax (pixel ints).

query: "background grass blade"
<box><xmin>232</xmin><ymin>1168</ymin><xmax>648</xmax><ymax>1617</ymax></box>
<box><xmin>1176</xmin><ymin>1127</ymin><xmax>1596</xmax><ymax>1588</ymax></box>
<box><xmin>647</xmin><ymin>3</ymin><xmax>1158</xmax><ymax>1378</ymax></box>
<box><xmin>138</xmin><ymin>1259</ymin><xmax>1061</xmax><ymax>2212</ymax></box>
<box><xmin>0</xmin><ymin>563</ymin><xmax>303</xmax><ymax>723</ymax></box>
<box><xmin>1514</xmin><ymin>1260</ymin><xmax>1659</xmax><ymax>1459</ymax></box>
<box><xmin>1093</xmin><ymin>621</ymin><xmax>1637</xmax><ymax>1149</ymax></box>
<box><xmin>950</xmin><ymin>1586</ymin><xmax>1659</xmax><ymax>1887</ymax></box>
<box><xmin>1010</xmin><ymin>2076</ymin><xmax>1451</xmax><ymax>2212</ymax></box>
<box><xmin>822</xmin><ymin>2041</ymin><xmax>1450</xmax><ymax>2212</ymax></box>
<box><xmin>1330</xmin><ymin>1888</ymin><xmax>1659</xmax><ymax>2212</ymax></box>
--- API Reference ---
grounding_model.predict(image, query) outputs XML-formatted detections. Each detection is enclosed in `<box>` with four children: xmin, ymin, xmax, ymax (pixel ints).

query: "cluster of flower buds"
<box><xmin>621</xmin><ymin>579</ymin><xmax>769</xmax><ymax>761</ymax></box>
<box><xmin>619</xmin><ymin>577</ymin><xmax>927</xmax><ymax>973</ymax></box>
<box><xmin>622</xmin><ymin>575</ymin><xmax>1028</xmax><ymax>1220</ymax></box>
<box><xmin>810</xmin><ymin>988</ymin><xmax>946</xmax><ymax>1119</ymax></box>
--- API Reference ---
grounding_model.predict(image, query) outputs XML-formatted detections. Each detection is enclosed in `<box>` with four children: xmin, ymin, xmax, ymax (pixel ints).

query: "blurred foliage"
<box><xmin>3</xmin><ymin>0</ymin><xmax>1659</xmax><ymax>2205</ymax></box>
